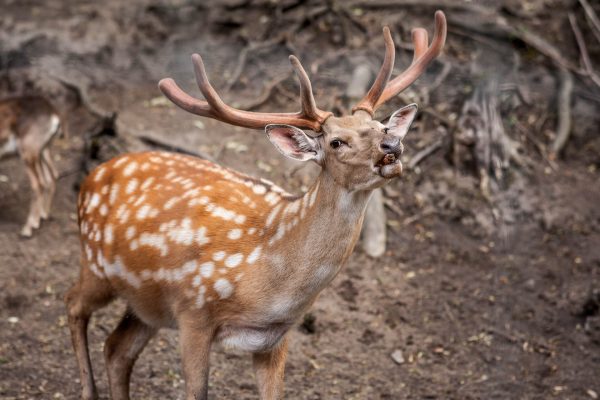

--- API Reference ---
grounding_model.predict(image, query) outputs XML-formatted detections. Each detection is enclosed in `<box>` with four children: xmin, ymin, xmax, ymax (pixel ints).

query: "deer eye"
<box><xmin>330</xmin><ymin>139</ymin><xmax>344</xmax><ymax>149</ymax></box>
<box><xmin>383</xmin><ymin>127</ymin><xmax>389</xmax><ymax>134</ymax></box>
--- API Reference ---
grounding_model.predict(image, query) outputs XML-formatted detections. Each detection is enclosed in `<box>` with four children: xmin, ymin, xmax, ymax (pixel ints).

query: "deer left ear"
<box><xmin>387</xmin><ymin>103</ymin><xmax>418</xmax><ymax>140</ymax></box>
<box><xmin>266</xmin><ymin>124</ymin><xmax>320</xmax><ymax>162</ymax></box>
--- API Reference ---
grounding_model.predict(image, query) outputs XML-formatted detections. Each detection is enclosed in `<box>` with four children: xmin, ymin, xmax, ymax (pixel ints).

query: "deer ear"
<box><xmin>266</xmin><ymin>124</ymin><xmax>320</xmax><ymax>162</ymax></box>
<box><xmin>387</xmin><ymin>103</ymin><xmax>418</xmax><ymax>139</ymax></box>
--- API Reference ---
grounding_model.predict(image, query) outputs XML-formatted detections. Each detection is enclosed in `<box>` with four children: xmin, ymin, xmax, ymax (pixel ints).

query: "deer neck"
<box><xmin>267</xmin><ymin>170</ymin><xmax>373</xmax><ymax>272</ymax></box>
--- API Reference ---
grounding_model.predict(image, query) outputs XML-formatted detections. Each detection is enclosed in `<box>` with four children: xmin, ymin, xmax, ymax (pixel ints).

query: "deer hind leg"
<box><xmin>252</xmin><ymin>336</ymin><xmax>289</xmax><ymax>400</ymax></box>
<box><xmin>64</xmin><ymin>267</ymin><xmax>114</xmax><ymax>400</ymax></box>
<box><xmin>104</xmin><ymin>310</ymin><xmax>156</xmax><ymax>400</ymax></box>
<box><xmin>20</xmin><ymin>155</ymin><xmax>44</xmax><ymax>237</ymax></box>
<box><xmin>40</xmin><ymin>148</ymin><xmax>57</xmax><ymax>218</ymax></box>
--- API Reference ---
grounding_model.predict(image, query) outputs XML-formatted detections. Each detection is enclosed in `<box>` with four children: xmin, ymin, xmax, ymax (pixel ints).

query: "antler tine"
<box><xmin>159</xmin><ymin>54</ymin><xmax>332</xmax><ymax>132</ymax></box>
<box><xmin>375</xmin><ymin>11</ymin><xmax>447</xmax><ymax>108</ymax></box>
<box><xmin>411</xmin><ymin>28</ymin><xmax>429</xmax><ymax>62</ymax></box>
<box><xmin>191</xmin><ymin>53</ymin><xmax>231</xmax><ymax>116</ymax></box>
<box><xmin>289</xmin><ymin>55</ymin><xmax>320</xmax><ymax>120</ymax></box>
<box><xmin>352</xmin><ymin>26</ymin><xmax>395</xmax><ymax>115</ymax></box>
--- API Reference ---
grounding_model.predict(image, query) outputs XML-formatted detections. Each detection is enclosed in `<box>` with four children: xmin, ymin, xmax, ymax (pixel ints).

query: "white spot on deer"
<box><xmin>225</xmin><ymin>253</ymin><xmax>243</xmax><ymax>268</ymax></box>
<box><xmin>195</xmin><ymin>226</ymin><xmax>210</xmax><ymax>246</ymax></box>
<box><xmin>192</xmin><ymin>274</ymin><xmax>202</xmax><ymax>287</ymax></box>
<box><xmin>198</xmin><ymin>196</ymin><xmax>210</xmax><ymax>205</ymax></box>
<box><xmin>99</xmin><ymin>254</ymin><xmax>141</xmax><ymax>288</ymax></box>
<box><xmin>84</xmin><ymin>244</ymin><xmax>93</xmax><ymax>261</ymax></box>
<box><xmin>227</xmin><ymin>229</ymin><xmax>242</xmax><ymax>240</ymax></box>
<box><xmin>266</xmin><ymin>203</ymin><xmax>283</xmax><ymax>227</ymax></box>
<box><xmin>130</xmin><ymin>240</ymin><xmax>139</xmax><ymax>251</ymax></box>
<box><xmin>99</xmin><ymin>204</ymin><xmax>108</xmax><ymax>216</ymax></box>
<box><xmin>234</xmin><ymin>214</ymin><xmax>246</xmax><ymax>224</ymax></box>
<box><xmin>117</xmin><ymin>205</ymin><xmax>130</xmax><ymax>224</ymax></box>
<box><xmin>104</xmin><ymin>224</ymin><xmax>114</xmax><ymax>244</ymax></box>
<box><xmin>125</xmin><ymin>226</ymin><xmax>136</xmax><ymax>240</ymax></box>
<box><xmin>212</xmin><ymin>206</ymin><xmax>235</xmax><ymax>221</ymax></box>
<box><xmin>164</xmin><ymin>196</ymin><xmax>181</xmax><ymax>210</ymax></box>
<box><xmin>214</xmin><ymin>278</ymin><xmax>233</xmax><ymax>299</ymax></box>
<box><xmin>94</xmin><ymin>167</ymin><xmax>106</xmax><ymax>182</ymax></box>
<box><xmin>113</xmin><ymin>157</ymin><xmax>129</xmax><ymax>168</ymax></box>
<box><xmin>149</xmin><ymin>156</ymin><xmax>163</xmax><ymax>164</ymax></box>
<box><xmin>235</xmin><ymin>273</ymin><xmax>244</xmax><ymax>282</ymax></box>
<box><xmin>87</xmin><ymin>193</ymin><xmax>101</xmax><ymax>213</ymax></box>
<box><xmin>182</xmin><ymin>188</ymin><xmax>200</xmax><ymax>198</ymax></box>
<box><xmin>109</xmin><ymin>184</ymin><xmax>120</xmax><ymax>205</ymax></box>
<box><xmin>264</xmin><ymin>192</ymin><xmax>279</xmax><ymax>206</ymax></box>
<box><xmin>195</xmin><ymin>285</ymin><xmax>207</xmax><ymax>308</ymax></box>
<box><xmin>138</xmin><ymin>233</ymin><xmax>169</xmax><ymax>256</ymax></box>
<box><xmin>126</xmin><ymin>179</ymin><xmax>139</xmax><ymax>194</ymax></box>
<box><xmin>213</xmin><ymin>251</ymin><xmax>226</xmax><ymax>261</ymax></box>
<box><xmin>123</xmin><ymin>161</ymin><xmax>138</xmax><ymax>177</ymax></box>
<box><xmin>141</xmin><ymin>162</ymin><xmax>151</xmax><ymax>171</ymax></box>
<box><xmin>136</xmin><ymin>205</ymin><xmax>152</xmax><ymax>220</ymax></box>
<box><xmin>253</xmin><ymin>184</ymin><xmax>266</xmax><ymax>195</ymax></box>
<box><xmin>80</xmin><ymin>221</ymin><xmax>88</xmax><ymax>235</ymax></box>
<box><xmin>94</xmin><ymin>229</ymin><xmax>102</xmax><ymax>242</ymax></box>
<box><xmin>133</xmin><ymin>194</ymin><xmax>147</xmax><ymax>207</ymax></box>
<box><xmin>101</xmin><ymin>185</ymin><xmax>109</xmax><ymax>195</ymax></box>
<box><xmin>247</xmin><ymin>227</ymin><xmax>256</xmax><ymax>235</ymax></box>
<box><xmin>200</xmin><ymin>262</ymin><xmax>214</xmax><ymax>278</ymax></box>
<box><xmin>247</xmin><ymin>246</ymin><xmax>262</xmax><ymax>264</ymax></box>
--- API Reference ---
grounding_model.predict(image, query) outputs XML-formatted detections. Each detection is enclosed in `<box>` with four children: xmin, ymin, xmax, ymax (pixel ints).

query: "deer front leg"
<box><xmin>104</xmin><ymin>311</ymin><xmax>156</xmax><ymax>400</ymax></box>
<box><xmin>253</xmin><ymin>336</ymin><xmax>289</xmax><ymax>400</ymax></box>
<box><xmin>65</xmin><ymin>270</ymin><xmax>114</xmax><ymax>400</ymax></box>
<box><xmin>179</xmin><ymin>319</ymin><xmax>214</xmax><ymax>400</ymax></box>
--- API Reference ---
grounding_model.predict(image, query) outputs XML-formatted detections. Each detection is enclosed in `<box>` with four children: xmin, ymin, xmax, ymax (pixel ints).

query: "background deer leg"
<box><xmin>179</xmin><ymin>319</ymin><xmax>213</xmax><ymax>400</ymax></box>
<box><xmin>64</xmin><ymin>268</ymin><xmax>114</xmax><ymax>400</ymax></box>
<box><xmin>104</xmin><ymin>310</ymin><xmax>156</xmax><ymax>400</ymax></box>
<box><xmin>40</xmin><ymin>147</ymin><xmax>57</xmax><ymax>218</ymax></box>
<box><xmin>20</xmin><ymin>155</ymin><xmax>44</xmax><ymax>237</ymax></box>
<box><xmin>252</xmin><ymin>336</ymin><xmax>289</xmax><ymax>400</ymax></box>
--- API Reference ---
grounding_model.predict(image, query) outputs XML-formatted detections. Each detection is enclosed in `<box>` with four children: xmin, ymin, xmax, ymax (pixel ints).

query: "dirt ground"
<box><xmin>1</xmin><ymin>1</ymin><xmax>599</xmax><ymax>399</ymax></box>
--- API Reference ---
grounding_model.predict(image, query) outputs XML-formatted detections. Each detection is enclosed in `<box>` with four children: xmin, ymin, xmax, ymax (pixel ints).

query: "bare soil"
<box><xmin>1</xmin><ymin>1</ymin><xmax>599</xmax><ymax>399</ymax></box>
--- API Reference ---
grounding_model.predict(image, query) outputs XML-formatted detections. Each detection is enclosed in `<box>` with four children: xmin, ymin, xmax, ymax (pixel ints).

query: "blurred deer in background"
<box><xmin>0</xmin><ymin>96</ymin><xmax>62</xmax><ymax>237</ymax></box>
<box><xmin>65</xmin><ymin>11</ymin><xmax>446</xmax><ymax>400</ymax></box>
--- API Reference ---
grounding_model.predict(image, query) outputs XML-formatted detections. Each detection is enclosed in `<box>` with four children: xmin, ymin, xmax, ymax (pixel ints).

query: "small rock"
<box><xmin>587</xmin><ymin>389</ymin><xmax>598</xmax><ymax>399</ymax></box>
<box><xmin>391</xmin><ymin>349</ymin><xmax>405</xmax><ymax>365</ymax></box>
<box><xmin>0</xmin><ymin>174</ymin><xmax>8</xmax><ymax>183</ymax></box>
<box><xmin>8</xmin><ymin>316</ymin><xmax>19</xmax><ymax>324</ymax></box>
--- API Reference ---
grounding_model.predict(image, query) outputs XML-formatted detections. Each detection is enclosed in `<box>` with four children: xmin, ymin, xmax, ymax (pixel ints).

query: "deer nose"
<box><xmin>379</xmin><ymin>135</ymin><xmax>403</xmax><ymax>155</ymax></box>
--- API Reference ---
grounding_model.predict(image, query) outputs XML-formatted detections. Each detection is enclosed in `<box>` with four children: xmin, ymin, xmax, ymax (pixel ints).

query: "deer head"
<box><xmin>159</xmin><ymin>11</ymin><xmax>447</xmax><ymax>192</ymax></box>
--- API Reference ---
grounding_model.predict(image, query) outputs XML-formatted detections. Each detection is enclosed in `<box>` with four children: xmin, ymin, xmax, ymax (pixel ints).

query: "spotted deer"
<box><xmin>65</xmin><ymin>11</ymin><xmax>446</xmax><ymax>400</ymax></box>
<box><xmin>0</xmin><ymin>95</ymin><xmax>61</xmax><ymax>237</ymax></box>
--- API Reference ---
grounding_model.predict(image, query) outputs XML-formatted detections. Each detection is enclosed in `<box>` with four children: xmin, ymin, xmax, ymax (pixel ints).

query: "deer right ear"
<box><xmin>266</xmin><ymin>124</ymin><xmax>320</xmax><ymax>162</ymax></box>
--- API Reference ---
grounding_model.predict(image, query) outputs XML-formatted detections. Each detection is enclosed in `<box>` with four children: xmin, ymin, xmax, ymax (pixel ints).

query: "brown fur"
<box><xmin>0</xmin><ymin>96</ymin><xmax>61</xmax><ymax>237</ymax></box>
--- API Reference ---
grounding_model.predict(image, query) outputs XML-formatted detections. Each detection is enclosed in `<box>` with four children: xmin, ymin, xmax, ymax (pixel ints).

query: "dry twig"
<box><xmin>549</xmin><ymin>68</ymin><xmax>574</xmax><ymax>159</ymax></box>
<box><xmin>568</xmin><ymin>12</ymin><xmax>600</xmax><ymax>89</ymax></box>
<box><xmin>408</xmin><ymin>138</ymin><xmax>444</xmax><ymax>170</ymax></box>
<box><xmin>579</xmin><ymin>0</ymin><xmax>600</xmax><ymax>44</ymax></box>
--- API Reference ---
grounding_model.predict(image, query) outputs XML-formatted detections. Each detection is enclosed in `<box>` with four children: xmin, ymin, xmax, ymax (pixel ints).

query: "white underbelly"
<box><xmin>217</xmin><ymin>324</ymin><xmax>290</xmax><ymax>353</ymax></box>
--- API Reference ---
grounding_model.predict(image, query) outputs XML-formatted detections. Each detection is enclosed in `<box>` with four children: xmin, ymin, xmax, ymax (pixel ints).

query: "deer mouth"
<box><xmin>376</xmin><ymin>153</ymin><xmax>402</xmax><ymax>179</ymax></box>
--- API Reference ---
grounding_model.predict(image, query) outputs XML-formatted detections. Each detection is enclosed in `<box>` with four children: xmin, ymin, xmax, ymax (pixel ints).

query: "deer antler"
<box><xmin>159</xmin><ymin>54</ymin><xmax>332</xmax><ymax>132</ymax></box>
<box><xmin>353</xmin><ymin>11</ymin><xmax>447</xmax><ymax>115</ymax></box>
